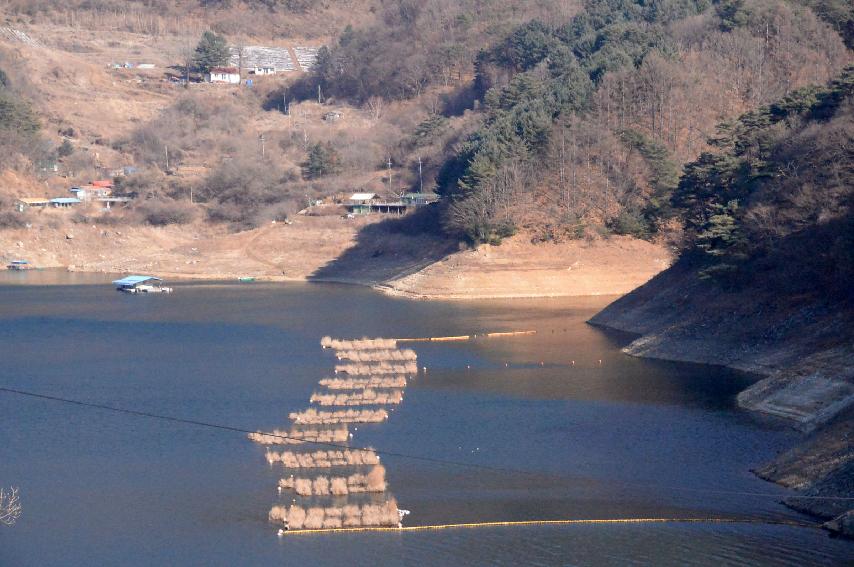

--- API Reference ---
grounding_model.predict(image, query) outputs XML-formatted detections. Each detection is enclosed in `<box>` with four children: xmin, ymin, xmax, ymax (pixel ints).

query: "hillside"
<box><xmin>0</xmin><ymin>0</ymin><xmax>850</xmax><ymax>299</ymax></box>
<box><xmin>590</xmin><ymin>68</ymin><xmax>854</xmax><ymax>532</ymax></box>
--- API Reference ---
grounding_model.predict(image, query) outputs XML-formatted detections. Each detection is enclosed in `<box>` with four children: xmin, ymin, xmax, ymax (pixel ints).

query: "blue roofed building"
<box><xmin>50</xmin><ymin>197</ymin><xmax>81</xmax><ymax>208</ymax></box>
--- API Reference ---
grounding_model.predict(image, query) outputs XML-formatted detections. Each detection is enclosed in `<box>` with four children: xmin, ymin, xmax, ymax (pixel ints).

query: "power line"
<box><xmin>0</xmin><ymin>386</ymin><xmax>529</xmax><ymax>475</ymax></box>
<box><xmin>1</xmin><ymin>385</ymin><xmax>852</xmax><ymax>503</ymax></box>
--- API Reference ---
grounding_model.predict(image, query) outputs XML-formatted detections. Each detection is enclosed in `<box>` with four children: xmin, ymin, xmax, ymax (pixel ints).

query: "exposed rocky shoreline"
<box><xmin>589</xmin><ymin>259</ymin><xmax>853</xmax><ymax>537</ymax></box>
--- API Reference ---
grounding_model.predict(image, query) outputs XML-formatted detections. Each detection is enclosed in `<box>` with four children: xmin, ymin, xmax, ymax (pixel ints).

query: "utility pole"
<box><xmin>283</xmin><ymin>92</ymin><xmax>288</xmax><ymax>115</ymax></box>
<box><xmin>317</xmin><ymin>85</ymin><xmax>322</xmax><ymax>104</ymax></box>
<box><xmin>387</xmin><ymin>156</ymin><xmax>393</xmax><ymax>195</ymax></box>
<box><xmin>418</xmin><ymin>156</ymin><xmax>423</xmax><ymax>193</ymax></box>
<box><xmin>259</xmin><ymin>134</ymin><xmax>265</xmax><ymax>158</ymax></box>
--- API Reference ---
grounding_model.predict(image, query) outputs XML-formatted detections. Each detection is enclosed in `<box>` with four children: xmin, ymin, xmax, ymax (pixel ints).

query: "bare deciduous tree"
<box><xmin>365</xmin><ymin>96</ymin><xmax>385</xmax><ymax>121</ymax></box>
<box><xmin>0</xmin><ymin>487</ymin><xmax>21</xmax><ymax>526</ymax></box>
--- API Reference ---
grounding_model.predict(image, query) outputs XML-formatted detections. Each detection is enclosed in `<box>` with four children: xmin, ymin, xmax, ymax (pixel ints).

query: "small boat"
<box><xmin>238</xmin><ymin>276</ymin><xmax>256</xmax><ymax>283</ymax></box>
<box><xmin>6</xmin><ymin>260</ymin><xmax>32</xmax><ymax>271</ymax></box>
<box><xmin>113</xmin><ymin>275</ymin><xmax>173</xmax><ymax>294</ymax></box>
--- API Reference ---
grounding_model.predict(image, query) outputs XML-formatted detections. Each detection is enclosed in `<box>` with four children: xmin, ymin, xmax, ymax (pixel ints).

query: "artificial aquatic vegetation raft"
<box><xmin>278</xmin><ymin>465</ymin><xmax>388</xmax><ymax>495</ymax></box>
<box><xmin>321</xmin><ymin>337</ymin><xmax>397</xmax><ymax>350</ymax></box>
<box><xmin>269</xmin><ymin>500</ymin><xmax>401</xmax><ymax>529</ymax></box>
<box><xmin>250</xmin><ymin>337</ymin><xmax>417</xmax><ymax>531</ymax></box>
<box><xmin>265</xmin><ymin>448</ymin><xmax>381</xmax><ymax>468</ymax></box>
<box><xmin>310</xmin><ymin>389</ymin><xmax>404</xmax><ymax>406</ymax></box>
<box><xmin>334</xmin><ymin>362</ymin><xmax>418</xmax><ymax>375</ymax></box>
<box><xmin>319</xmin><ymin>376</ymin><xmax>407</xmax><ymax>390</ymax></box>
<box><xmin>289</xmin><ymin>408</ymin><xmax>390</xmax><ymax>425</ymax></box>
<box><xmin>335</xmin><ymin>349</ymin><xmax>418</xmax><ymax>362</ymax></box>
<box><xmin>247</xmin><ymin>427</ymin><xmax>350</xmax><ymax>445</ymax></box>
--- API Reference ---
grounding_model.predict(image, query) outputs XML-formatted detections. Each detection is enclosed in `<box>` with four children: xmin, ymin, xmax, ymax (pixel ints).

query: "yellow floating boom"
<box><xmin>278</xmin><ymin>516</ymin><xmax>818</xmax><ymax>536</ymax></box>
<box><xmin>395</xmin><ymin>331</ymin><xmax>536</xmax><ymax>343</ymax></box>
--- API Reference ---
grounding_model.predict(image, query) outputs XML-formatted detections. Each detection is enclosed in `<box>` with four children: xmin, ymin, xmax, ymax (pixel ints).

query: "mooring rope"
<box><xmin>277</xmin><ymin>517</ymin><xmax>820</xmax><ymax>536</ymax></box>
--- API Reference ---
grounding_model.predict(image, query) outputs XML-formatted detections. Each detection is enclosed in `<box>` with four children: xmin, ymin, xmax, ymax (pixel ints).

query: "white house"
<box><xmin>70</xmin><ymin>185</ymin><xmax>112</xmax><ymax>201</ymax></box>
<box><xmin>250</xmin><ymin>66</ymin><xmax>276</xmax><ymax>75</ymax></box>
<box><xmin>206</xmin><ymin>66</ymin><xmax>240</xmax><ymax>84</ymax></box>
<box><xmin>345</xmin><ymin>192</ymin><xmax>376</xmax><ymax>215</ymax></box>
<box><xmin>348</xmin><ymin>193</ymin><xmax>376</xmax><ymax>203</ymax></box>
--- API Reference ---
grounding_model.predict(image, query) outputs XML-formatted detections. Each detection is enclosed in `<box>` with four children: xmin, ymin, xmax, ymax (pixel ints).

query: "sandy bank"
<box><xmin>0</xmin><ymin>215</ymin><xmax>366</xmax><ymax>281</ymax></box>
<box><xmin>1</xmin><ymin>216</ymin><xmax>673</xmax><ymax>299</ymax></box>
<box><xmin>375</xmin><ymin>235</ymin><xmax>672</xmax><ymax>300</ymax></box>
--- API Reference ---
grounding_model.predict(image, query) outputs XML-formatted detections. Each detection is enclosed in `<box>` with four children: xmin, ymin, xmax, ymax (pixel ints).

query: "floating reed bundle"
<box><xmin>318</xmin><ymin>376</ymin><xmax>408</xmax><ymax>390</ymax></box>
<box><xmin>289</xmin><ymin>408</ymin><xmax>389</xmax><ymax>425</ymax></box>
<box><xmin>335</xmin><ymin>349</ymin><xmax>417</xmax><ymax>362</ymax></box>
<box><xmin>279</xmin><ymin>465</ymin><xmax>387</xmax><ymax>495</ymax></box>
<box><xmin>335</xmin><ymin>362</ymin><xmax>418</xmax><ymax>376</ymax></box>
<box><xmin>310</xmin><ymin>389</ymin><xmax>404</xmax><ymax>407</ymax></box>
<box><xmin>265</xmin><ymin>448</ymin><xmax>380</xmax><ymax>468</ymax></box>
<box><xmin>248</xmin><ymin>427</ymin><xmax>349</xmax><ymax>445</ymax></box>
<box><xmin>321</xmin><ymin>337</ymin><xmax>397</xmax><ymax>350</ymax></box>
<box><xmin>270</xmin><ymin>499</ymin><xmax>400</xmax><ymax>529</ymax></box>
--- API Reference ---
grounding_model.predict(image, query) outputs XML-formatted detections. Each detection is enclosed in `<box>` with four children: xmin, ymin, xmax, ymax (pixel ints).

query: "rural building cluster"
<box><xmin>14</xmin><ymin>179</ymin><xmax>131</xmax><ymax>213</ymax></box>
<box><xmin>207</xmin><ymin>46</ymin><xmax>320</xmax><ymax>83</ymax></box>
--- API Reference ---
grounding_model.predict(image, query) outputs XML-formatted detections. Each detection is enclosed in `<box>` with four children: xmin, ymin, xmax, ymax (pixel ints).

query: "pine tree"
<box><xmin>305</xmin><ymin>142</ymin><xmax>341</xmax><ymax>179</ymax></box>
<box><xmin>57</xmin><ymin>138</ymin><xmax>74</xmax><ymax>158</ymax></box>
<box><xmin>193</xmin><ymin>31</ymin><xmax>230</xmax><ymax>75</ymax></box>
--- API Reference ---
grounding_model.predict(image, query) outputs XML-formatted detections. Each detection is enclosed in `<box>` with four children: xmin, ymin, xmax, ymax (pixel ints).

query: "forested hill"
<box><xmin>588</xmin><ymin>68</ymin><xmax>853</xmax><ymax>527</ymax></box>
<box><xmin>674</xmin><ymin>67</ymin><xmax>854</xmax><ymax>294</ymax></box>
<box><xmin>305</xmin><ymin>0</ymin><xmax>850</xmax><ymax>245</ymax></box>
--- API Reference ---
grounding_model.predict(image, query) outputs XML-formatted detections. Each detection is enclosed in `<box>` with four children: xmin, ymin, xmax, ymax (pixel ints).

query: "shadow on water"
<box><xmin>308</xmin><ymin>206</ymin><xmax>458</xmax><ymax>284</ymax></box>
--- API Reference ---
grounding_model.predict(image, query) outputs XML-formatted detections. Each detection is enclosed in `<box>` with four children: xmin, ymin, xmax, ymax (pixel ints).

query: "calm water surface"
<box><xmin>0</xmin><ymin>271</ymin><xmax>850</xmax><ymax>566</ymax></box>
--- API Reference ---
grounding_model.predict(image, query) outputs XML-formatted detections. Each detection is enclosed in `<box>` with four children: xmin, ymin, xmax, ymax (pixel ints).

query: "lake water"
<box><xmin>0</xmin><ymin>271</ymin><xmax>850</xmax><ymax>566</ymax></box>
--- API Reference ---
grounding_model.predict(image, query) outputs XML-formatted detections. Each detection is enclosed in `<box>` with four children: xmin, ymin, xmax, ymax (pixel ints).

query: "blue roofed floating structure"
<box><xmin>112</xmin><ymin>275</ymin><xmax>173</xmax><ymax>294</ymax></box>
